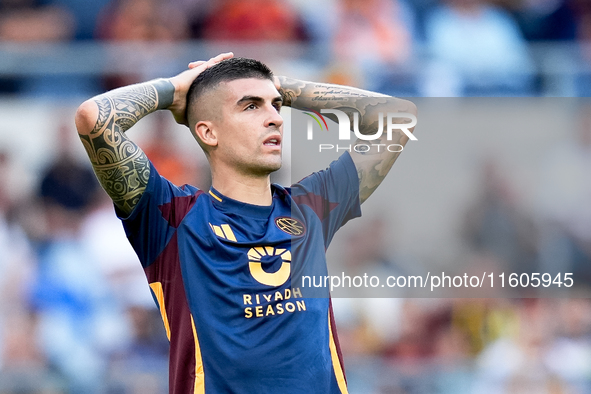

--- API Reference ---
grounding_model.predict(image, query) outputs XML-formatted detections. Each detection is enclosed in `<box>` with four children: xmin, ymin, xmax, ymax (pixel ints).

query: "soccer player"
<box><xmin>75</xmin><ymin>53</ymin><xmax>416</xmax><ymax>394</ymax></box>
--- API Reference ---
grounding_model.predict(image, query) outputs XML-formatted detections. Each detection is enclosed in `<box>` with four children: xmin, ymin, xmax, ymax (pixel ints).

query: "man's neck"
<box><xmin>211</xmin><ymin>171</ymin><xmax>273</xmax><ymax>206</ymax></box>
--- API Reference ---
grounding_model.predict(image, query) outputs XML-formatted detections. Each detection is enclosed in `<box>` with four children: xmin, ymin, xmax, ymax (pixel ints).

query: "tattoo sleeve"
<box><xmin>278</xmin><ymin>76</ymin><xmax>417</xmax><ymax>204</ymax></box>
<box><xmin>77</xmin><ymin>79</ymin><xmax>175</xmax><ymax>214</ymax></box>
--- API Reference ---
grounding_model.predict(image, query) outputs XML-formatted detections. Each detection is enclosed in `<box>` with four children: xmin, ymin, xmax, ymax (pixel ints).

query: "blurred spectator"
<box><xmin>79</xmin><ymin>190</ymin><xmax>154</xmax><ymax>309</ymax></box>
<box><xmin>47</xmin><ymin>0</ymin><xmax>111</xmax><ymax>40</ymax></box>
<box><xmin>463</xmin><ymin>160</ymin><xmax>538</xmax><ymax>274</ymax></box>
<box><xmin>97</xmin><ymin>0</ymin><xmax>188</xmax><ymax>42</ymax></box>
<box><xmin>328</xmin><ymin>0</ymin><xmax>416</xmax><ymax>93</ymax></box>
<box><xmin>450</xmin><ymin>298</ymin><xmax>517</xmax><ymax>357</ymax></box>
<box><xmin>0</xmin><ymin>311</ymin><xmax>67</xmax><ymax>393</ymax></box>
<box><xmin>379</xmin><ymin>300</ymin><xmax>467</xmax><ymax>393</ymax></box>
<box><xmin>0</xmin><ymin>151</ymin><xmax>33</xmax><ymax>343</ymax></box>
<box><xmin>536</xmin><ymin>104</ymin><xmax>591</xmax><ymax>285</ymax></box>
<box><xmin>512</xmin><ymin>0</ymin><xmax>577</xmax><ymax>41</ymax></box>
<box><xmin>331</xmin><ymin>217</ymin><xmax>418</xmax><ymax>390</ymax></box>
<box><xmin>0</xmin><ymin>152</ymin><xmax>31</xmax><ymax>312</ymax></box>
<box><xmin>108</xmin><ymin>306</ymin><xmax>169</xmax><ymax>393</ymax></box>
<box><xmin>572</xmin><ymin>0</ymin><xmax>591</xmax><ymax>43</ymax></box>
<box><xmin>473</xmin><ymin>299</ymin><xmax>590</xmax><ymax>394</ymax></box>
<box><xmin>570</xmin><ymin>0</ymin><xmax>591</xmax><ymax>95</ymax></box>
<box><xmin>333</xmin><ymin>0</ymin><xmax>413</xmax><ymax>65</ymax></box>
<box><xmin>31</xmin><ymin>223</ymin><xmax>131</xmax><ymax>393</ymax></box>
<box><xmin>284</xmin><ymin>0</ymin><xmax>336</xmax><ymax>46</ymax></box>
<box><xmin>163</xmin><ymin>0</ymin><xmax>212</xmax><ymax>39</ymax></box>
<box><xmin>39</xmin><ymin>155</ymin><xmax>98</xmax><ymax>214</ymax></box>
<box><xmin>423</xmin><ymin>0</ymin><xmax>534</xmax><ymax>96</ymax></box>
<box><xmin>141</xmin><ymin>112</ymin><xmax>206</xmax><ymax>188</ymax></box>
<box><xmin>544</xmin><ymin>298</ymin><xmax>591</xmax><ymax>392</ymax></box>
<box><xmin>0</xmin><ymin>151</ymin><xmax>63</xmax><ymax>392</ymax></box>
<box><xmin>0</xmin><ymin>0</ymin><xmax>105</xmax><ymax>96</ymax></box>
<box><xmin>404</xmin><ymin>0</ymin><xmax>440</xmax><ymax>40</ymax></box>
<box><xmin>96</xmin><ymin>0</ymin><xmax>190</xmax><ymax>89</ymax></box>
<box><xmin>384</xmin><ymin>300</ymin><xmax>451</xmax><ymax>361</ymax></box>
<box><xmin>0</xmin><ymin>0</ymin><xmax>77</xmax><ymax>95</ymax></box>
<box><xmin>201</xmin><ymin>0</ymin><xmax>309</xmax><ymax>41</ymax></box>
<box><xmin>30</xmin><ymin>132</ymin><xmax>132</xmax><ymax>393</ymax></box>
<box><xmin>0</xmin><ymin>0</ymin><xmax>74</xmax><ymax>42</ymax></box>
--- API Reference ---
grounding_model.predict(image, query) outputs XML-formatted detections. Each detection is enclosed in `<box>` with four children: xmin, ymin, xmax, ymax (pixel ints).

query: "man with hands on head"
<box><xmin>75</xmin><ymin>52</ymin><xmax>416</xmax><ymax>394</ymax></box>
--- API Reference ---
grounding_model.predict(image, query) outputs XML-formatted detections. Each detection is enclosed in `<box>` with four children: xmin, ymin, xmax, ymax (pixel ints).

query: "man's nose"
<box><xmin>265</xmin><ymin>105</ymin><xmax>284</xmax><ymax>129</ymax></box>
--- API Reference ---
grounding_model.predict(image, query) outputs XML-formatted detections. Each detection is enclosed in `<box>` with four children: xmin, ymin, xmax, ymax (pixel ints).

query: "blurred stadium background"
<box><xmin>1</xmin><ymin>0</ymin><xmax>591</xmax><ymax>393</ymax></box>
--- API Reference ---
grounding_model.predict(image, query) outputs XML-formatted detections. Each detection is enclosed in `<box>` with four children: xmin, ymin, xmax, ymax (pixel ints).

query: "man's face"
<box><xmin>211</xmin><ymin>78</ymin><xmax>284</xmax><ymax>176</ymax></box>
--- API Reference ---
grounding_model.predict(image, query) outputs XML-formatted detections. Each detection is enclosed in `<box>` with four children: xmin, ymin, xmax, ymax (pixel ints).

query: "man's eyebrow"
<box><xmin>236</xmin><ymin>95</ymin><xmax>283</xmax><ymax>106</ymax></box>
<box><xmin>236</xmin><ymin>95</ymin><xmax>264</xmax><ymax>105</ymax></box>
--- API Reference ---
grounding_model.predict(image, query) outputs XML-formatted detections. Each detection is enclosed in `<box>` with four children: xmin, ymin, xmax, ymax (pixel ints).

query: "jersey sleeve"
<box><xmin>291</xmin><ymin>151</ymin><xmax>362</xmax><ymax>247</ymax></box>
<box><xmin>115</xmin><ymin>162</ymin><xmax>200</xmax><ymax>268</ymax></box>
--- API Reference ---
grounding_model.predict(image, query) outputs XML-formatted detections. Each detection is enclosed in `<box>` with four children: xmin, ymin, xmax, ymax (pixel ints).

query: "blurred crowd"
<box><xmin>1</xmin><ymin>0</ymin><xmax>591</xmax><ymax>393</ymax></box>
<box><xmin>1</xmin><ymin>0</ymin><xmax>591</xmax><ymax>96</ymax></box>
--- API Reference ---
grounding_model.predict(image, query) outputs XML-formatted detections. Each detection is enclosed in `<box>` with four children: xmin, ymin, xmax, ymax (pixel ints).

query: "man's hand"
<box><xmin>167</xmin><ymin>52</ymin><xmax>234</xmax><ymax>126</ymax></box>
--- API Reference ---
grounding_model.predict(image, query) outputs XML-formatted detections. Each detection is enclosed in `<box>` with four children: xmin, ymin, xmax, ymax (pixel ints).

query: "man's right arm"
<box><xmin>75</xmin><ymin>80</ymin><xmax>173</xmax><ymax>215</ymax></box>
<box><xmin>75</xmin><ymin>52</ymin><xmax>233</xmax><ymax>215</ymax></box>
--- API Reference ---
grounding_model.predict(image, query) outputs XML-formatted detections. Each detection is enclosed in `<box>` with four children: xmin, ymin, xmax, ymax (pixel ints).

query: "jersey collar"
<box><xmin>208</xmin><ymin>186</ymin><xmax>276</xmax><ymax>219</ymax></box>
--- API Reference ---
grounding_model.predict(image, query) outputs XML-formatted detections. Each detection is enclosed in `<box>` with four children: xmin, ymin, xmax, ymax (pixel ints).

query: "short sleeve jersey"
<box><xmin>119</xmin><ymin>152</ymin><xmax>361</xmax><ymax>394</ymax></box>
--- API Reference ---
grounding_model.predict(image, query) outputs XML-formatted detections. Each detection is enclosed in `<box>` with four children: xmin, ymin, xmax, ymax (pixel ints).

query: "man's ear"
<box><xmin>194</xmin><ymin>121</ymin><xmax>218</xmax><ymax>148</ymax></box>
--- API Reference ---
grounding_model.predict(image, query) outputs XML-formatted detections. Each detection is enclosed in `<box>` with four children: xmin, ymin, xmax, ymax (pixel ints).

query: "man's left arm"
<box><xmin>277</xmin><ymin>77</ymin><xmax>417</xmax><ymax>204</ymax></box>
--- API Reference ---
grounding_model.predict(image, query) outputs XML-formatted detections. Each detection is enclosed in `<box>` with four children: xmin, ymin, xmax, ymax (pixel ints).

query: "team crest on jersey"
<box><xmin>275</xmin><ymin>217</ymin><xmax>306</xmax><ymax>236</ymax></box>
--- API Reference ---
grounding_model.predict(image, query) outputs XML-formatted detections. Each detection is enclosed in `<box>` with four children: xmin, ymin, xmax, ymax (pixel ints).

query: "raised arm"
<box><xmin>75</xmin><ymin>80</ymin><xmax>170</xmax><ymax>214</ymax></box>
<box><xmin>277</xmin><ymin>77</ymin><xmax>417</xmax><ymax>204</ymax></box>
<box><xmin>75</xmin><ymin>52</ymin><xmax>233</xmax><ymax>215</ymax></box>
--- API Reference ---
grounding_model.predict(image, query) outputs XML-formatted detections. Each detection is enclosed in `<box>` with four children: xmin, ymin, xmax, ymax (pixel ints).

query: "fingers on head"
<box><xmin>188</xmin><ymin>52</ymin><xmax>233</xmax><ymax>69</ymax></box>
<box><xmin>210</xmin><ymin>52</ymin><xmax>233</xmax><ymax>64</ymax></box>
<box><xmin>216</xmin><ymin>52</ymin><xmax>233</xmax><ymax>61</ymax></box>
<box><xmin>188</xmin><ymin>60</ymin><xmax>206</xmax><ymax>69</ymax></box>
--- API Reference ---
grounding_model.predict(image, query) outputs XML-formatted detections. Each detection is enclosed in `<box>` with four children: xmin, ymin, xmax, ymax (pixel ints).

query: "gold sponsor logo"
<box><xmin>248</xmin><ymin>246</ymin><xmax>291</xmax><ymax>287</ymax></box>
<box><xmin>243</xmin><ymin>287</ymin><xmax>306</xmax><ymax>318</ymax></box>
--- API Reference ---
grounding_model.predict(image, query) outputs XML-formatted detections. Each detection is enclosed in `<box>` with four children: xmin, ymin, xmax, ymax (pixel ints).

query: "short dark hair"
<box><xmin>186</xmin><ymin>57</ymin><xmax>274</xmax><ymax>125</ymax></box>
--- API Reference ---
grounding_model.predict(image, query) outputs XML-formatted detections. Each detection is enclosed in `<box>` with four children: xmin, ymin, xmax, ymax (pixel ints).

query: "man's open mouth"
<box><xmin>263</xmin><ymin>136</ymin><xmax>281</xmax><ymax>146</ymax></box>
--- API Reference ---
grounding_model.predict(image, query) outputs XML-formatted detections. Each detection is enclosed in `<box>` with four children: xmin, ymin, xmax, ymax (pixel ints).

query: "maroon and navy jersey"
<box><xmin>117</xmin><ymin>152</ymin><xmax>361</xmax><ymax>394</ymax></box>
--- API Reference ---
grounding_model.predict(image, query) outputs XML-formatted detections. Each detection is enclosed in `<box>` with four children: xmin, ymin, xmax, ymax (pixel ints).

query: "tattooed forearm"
<box><xmin>351</xmin><ymin>98</ymin><xmax>416</xmax><ymax>203</ymax></box>
<box><xmin>77</xmin><ymin>80</ymin><xmax>174</xmax><ymax>214</ymax></box>
<box><xmin>277</xmin><ymin>76</ymin><xmax>380</xmax><ymax>107</ymax></box>
<box><xmin>277</xmin><ymin>76</ymin><xmax>417</xmax><ymax>204</ymax></box>
<box><xmin>277</xmin><ymin>76</ymin><xmax>390</xmax><ymax>138</ymax></box>
<box><xmin>352</xmin><ymin>134</ymin><xmax>406</xmax><ymax>204</ymax></box>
